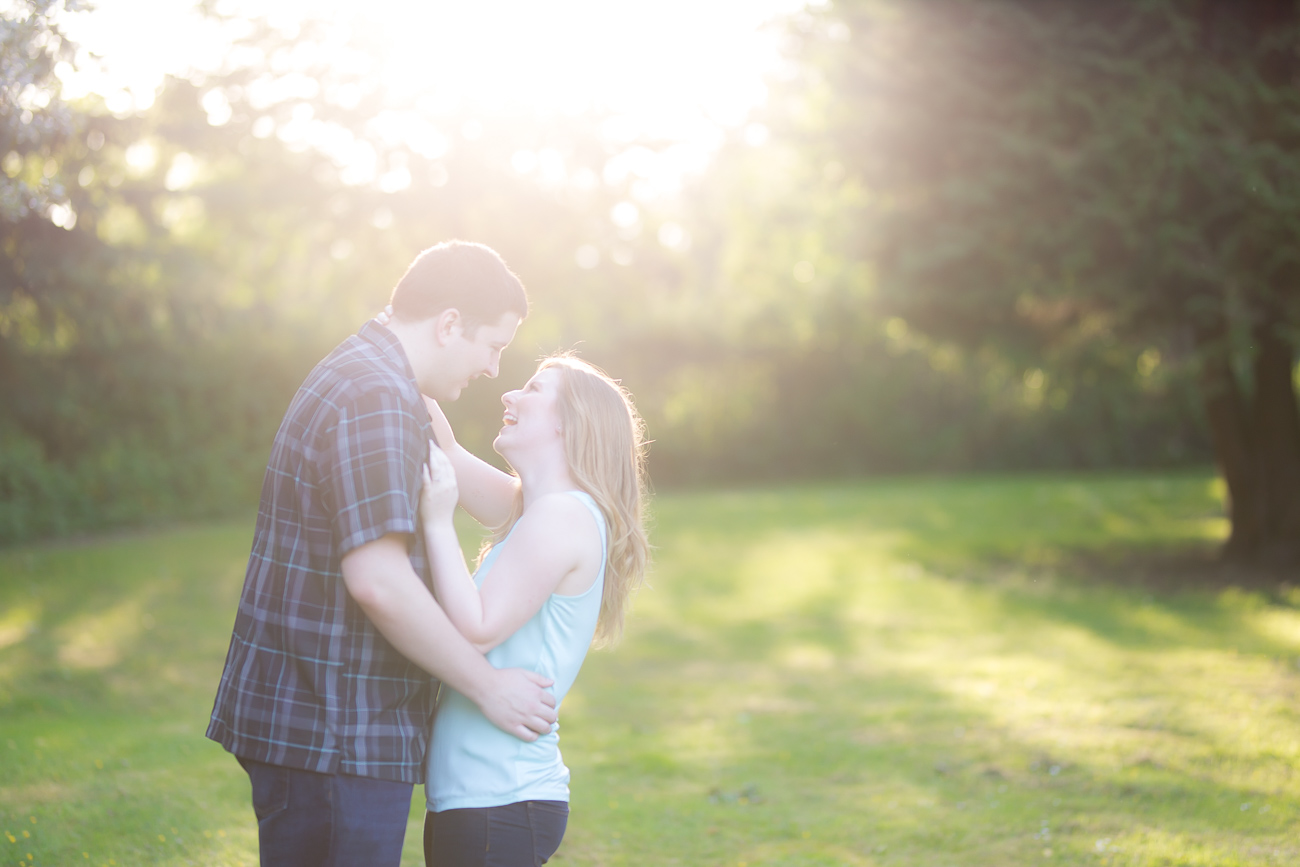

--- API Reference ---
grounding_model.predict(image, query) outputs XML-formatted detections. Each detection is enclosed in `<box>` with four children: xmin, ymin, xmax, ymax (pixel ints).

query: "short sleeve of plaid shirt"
<box><xmin>327</xmin><ymin>386</ymin><xmax>425</xmax><ymax>557</ymax></box>
<box><xmin>207</xmin><ymin>323</ymin><xmax>439</xmax><ymax>783</ymax></box>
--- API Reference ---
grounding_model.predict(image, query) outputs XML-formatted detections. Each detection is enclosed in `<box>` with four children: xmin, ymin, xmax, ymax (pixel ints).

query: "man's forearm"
<box><xmin>341</xmin><ymin>533</ymin><xmax>555</xmax><ymax>741</ymax></box>
<box><xmin>342</xmin><ymin>539</ymin><xmax>496</xmax><ymax>708</ymax></box>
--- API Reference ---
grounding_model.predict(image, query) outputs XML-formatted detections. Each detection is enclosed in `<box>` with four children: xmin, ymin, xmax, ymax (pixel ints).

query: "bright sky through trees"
<box><xmin>57</xmin><ymin>0</ymin><xmax>807</xmax><ymax>180</ymax></box>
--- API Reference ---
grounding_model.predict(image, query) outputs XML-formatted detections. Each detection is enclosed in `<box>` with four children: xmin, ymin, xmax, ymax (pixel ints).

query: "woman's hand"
<box><xmin>420</xmin><ymin>440</ymin><xmax>459</xmax><ymax>526</ymax></box>
<box><xmin>374</xmin><ymin>304</ymin><xmax>394</xmax><ymax>326</ymax></box>
<box><xmin>423</xmin><ymin>395</ymin><xmax>457</xmax><ymax>450</ymax></box>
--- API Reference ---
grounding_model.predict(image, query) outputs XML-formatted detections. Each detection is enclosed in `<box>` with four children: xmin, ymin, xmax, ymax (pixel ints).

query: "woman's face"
<box><xmin>493</xmin><ymin>366</ymin><xmax>565</xmax><ymax>456</ymax></box>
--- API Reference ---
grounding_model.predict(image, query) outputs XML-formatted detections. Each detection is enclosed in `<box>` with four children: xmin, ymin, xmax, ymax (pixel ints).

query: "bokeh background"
<box><xmin>7</xmin><ymin>3</ymin><xmax>1300</xmax><ymax>865</ymax></box>
<box><xmin>2</xmin><ymin>0</ymin><xmax>1297</xmax><ymax>561</ymax></box>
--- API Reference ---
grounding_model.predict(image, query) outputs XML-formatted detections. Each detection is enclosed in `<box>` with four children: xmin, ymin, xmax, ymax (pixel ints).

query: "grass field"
<box><xmin>2</xmin><ymin>471</ymin><xmax>1298</xmax><ymax>866</ymax></box>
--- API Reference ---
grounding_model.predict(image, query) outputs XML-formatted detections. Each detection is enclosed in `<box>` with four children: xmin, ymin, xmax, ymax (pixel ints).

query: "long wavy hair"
<box><xmin>482</xmin><ymin>353</ymin><xmax>650</xmax><ymax>646</ymax></box>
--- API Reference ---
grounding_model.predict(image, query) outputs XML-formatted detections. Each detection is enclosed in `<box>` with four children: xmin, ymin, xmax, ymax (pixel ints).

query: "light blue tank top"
<box><xmin>425</xmin><ymin>490</ymin><xmax>607</xmax><ymax>811</ymax></box>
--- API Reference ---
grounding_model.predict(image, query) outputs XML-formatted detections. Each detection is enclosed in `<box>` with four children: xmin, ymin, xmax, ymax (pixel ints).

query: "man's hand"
<box><xmin>342</xmin><ymin>535</ymin><xmax>555</xmax><ymax>740</ymax></box>
<box><xmin>472</xmin><ymin>667</ymin><xmax>558</xmax><ymax>741</ymax></box>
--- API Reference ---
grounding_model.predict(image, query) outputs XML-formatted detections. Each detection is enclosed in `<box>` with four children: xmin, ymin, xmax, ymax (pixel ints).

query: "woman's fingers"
<box><xmin>523</xmin><ymin>670</ymin><xmax>556</xmax><ymax>693</ymax></box>
<box><xmin>421</xmin><ymin>440</ymin><xmax>458</xmax><ymax>517</ymax></box>
<box><xmin>427</xmin><ymin>441</ymin><xmax>457</xmax><ymax>480</ymax></box>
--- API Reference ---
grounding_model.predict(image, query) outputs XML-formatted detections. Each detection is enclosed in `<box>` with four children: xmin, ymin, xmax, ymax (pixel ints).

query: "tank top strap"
<box><xmin>566</xmin><ymin>490</ymin><xmax>607</xmax><ymax>568</ymax></box>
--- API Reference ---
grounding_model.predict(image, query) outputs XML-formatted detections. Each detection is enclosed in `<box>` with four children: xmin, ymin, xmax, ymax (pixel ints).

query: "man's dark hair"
<box><xmin>389</xmin><ymin>240</ymin><xmax>529</xmax><ymax>330</ymax></box>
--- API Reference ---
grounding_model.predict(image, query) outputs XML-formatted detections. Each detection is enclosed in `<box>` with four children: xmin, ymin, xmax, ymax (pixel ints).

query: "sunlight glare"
<box><xmin>56</xmin><ymin>0</ymin><xmax>805</xmax><ymax>173</ymax></box>
<box><xmin>333</xmin><ymin>0</ymin><xmax>793</xmax><ymax>126</ymax></box>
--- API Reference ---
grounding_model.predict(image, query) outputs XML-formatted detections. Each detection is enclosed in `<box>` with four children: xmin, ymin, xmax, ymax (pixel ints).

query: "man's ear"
<box><xmin>431</xmin><ymin>308</ymin><xmax>463</xmax><ymax>346</ymax></box>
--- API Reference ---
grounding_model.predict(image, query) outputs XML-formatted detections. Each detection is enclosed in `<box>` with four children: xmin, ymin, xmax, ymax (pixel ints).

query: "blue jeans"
<box><xmin>238</xmin><ymin>756</ymin><xmax>413</xmax><ymax>867</ymax></box>
<box><xmin>424</xmin><ymin>800</ymin><xmax>568</xmax><ymax>867</ymax></box>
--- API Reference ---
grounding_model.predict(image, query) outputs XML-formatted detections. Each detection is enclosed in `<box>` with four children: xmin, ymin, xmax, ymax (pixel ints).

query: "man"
<box><xmin>207</xmin><ymin>241</ymin><xmax>556</xmax><ymax>866</ymax></box>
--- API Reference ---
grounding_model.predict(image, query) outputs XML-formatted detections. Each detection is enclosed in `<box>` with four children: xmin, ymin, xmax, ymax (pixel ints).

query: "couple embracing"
<box><xmin>206</xmin><ymin>241</ymin><xmax>650</xmax><ymax>867</ymax></box>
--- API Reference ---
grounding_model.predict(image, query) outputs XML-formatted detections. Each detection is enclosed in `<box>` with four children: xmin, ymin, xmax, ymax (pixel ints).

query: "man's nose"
<box><xmin>485</xmin><ymin>353</ymin><xmax>501</xmax><ymax>379</ymax></box>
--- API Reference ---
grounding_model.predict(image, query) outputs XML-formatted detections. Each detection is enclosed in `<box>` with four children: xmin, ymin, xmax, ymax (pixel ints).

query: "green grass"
<box><xmin>3</xmin><ymin>471</ymin><xmax>1298</xmax><ymax>866</ymax></box>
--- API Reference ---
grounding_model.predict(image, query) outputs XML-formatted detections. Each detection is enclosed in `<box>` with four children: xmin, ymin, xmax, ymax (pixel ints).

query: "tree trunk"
<box><xmin>1195</xmin><ymin>315</ymin><xmax>1300</xmax><ymax>567</ymax></box>
<box><xmin>1191</xmin><ymin>1</ymin><xmax>1300</xmax><ymax>568</ymax></box>
<box><xmin>1248</xmin><ymin>323</ymin><xmax>1300</xmax><ymax>566</ymax></box>
<box><xmin>1193</xmin><ymin>319</ymin><xmax>1263</xmax><ymax>560</ymax></box>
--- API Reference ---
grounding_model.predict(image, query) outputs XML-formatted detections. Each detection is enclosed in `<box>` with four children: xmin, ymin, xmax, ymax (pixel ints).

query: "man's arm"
<box><xmin>340</xmin><ymin>534</ymin><xmax>556</xmax><ymax>741</ymax></box>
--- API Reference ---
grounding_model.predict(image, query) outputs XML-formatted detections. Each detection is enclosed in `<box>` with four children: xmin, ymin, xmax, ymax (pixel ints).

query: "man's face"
<box><xmin>423</xmin><ymin>311</ymin><xmax>520</xmax><ymax>401</ymax></box>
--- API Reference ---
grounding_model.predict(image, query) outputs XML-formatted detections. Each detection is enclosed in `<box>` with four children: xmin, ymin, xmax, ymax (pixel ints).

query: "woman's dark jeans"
<box><xmin>424</xmin><ymin>800</ymin><xmax>568</xmax><ymax>867</ymax></box>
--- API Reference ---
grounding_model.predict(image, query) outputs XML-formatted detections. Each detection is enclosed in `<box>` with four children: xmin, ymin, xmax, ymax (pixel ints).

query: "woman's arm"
<box><xmin>420</xmin><ymin>443</ymin><xmax>596</xmax><ymax>651</ymax></box>
<box><xmin>423</xmin><ymin>395</ymin><xmax>519</xmax><ymax>528</ymax></box>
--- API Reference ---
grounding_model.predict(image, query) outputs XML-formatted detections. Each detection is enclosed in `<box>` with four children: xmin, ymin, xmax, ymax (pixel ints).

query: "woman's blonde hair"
<box><xmin>483</xmin><ymin>353</ymin><xmax>649</xmax><ymax>646</ymax></box>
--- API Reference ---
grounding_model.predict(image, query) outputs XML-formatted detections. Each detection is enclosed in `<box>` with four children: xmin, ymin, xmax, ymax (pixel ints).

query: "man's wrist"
<box><xmin>456</xmin><ymin>663</ymin><xmax>496</xmax><ymax>709</ymax></box>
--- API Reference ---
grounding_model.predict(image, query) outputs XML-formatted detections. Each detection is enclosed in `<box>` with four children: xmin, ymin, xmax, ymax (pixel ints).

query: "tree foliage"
<box><xmin>772</xmin><ymin>0</ymin><xmax>1300</xmax><ymax>564</ymax></box>
<box><xmin>0</xmin><ymin>0</ymin><xmax>79</xmax><ymax>221</ymax></box>
<box><xmin>0</xmin><ymin>1</ymin><xmax>1231</xmax><ymax>547</ymax></box>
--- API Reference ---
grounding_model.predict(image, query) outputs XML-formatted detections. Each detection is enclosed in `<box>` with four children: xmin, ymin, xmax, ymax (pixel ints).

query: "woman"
<box><xmin>417</xmin><ymin>353</ymin><xmax>649</xmax><ymax>867</ymax></box>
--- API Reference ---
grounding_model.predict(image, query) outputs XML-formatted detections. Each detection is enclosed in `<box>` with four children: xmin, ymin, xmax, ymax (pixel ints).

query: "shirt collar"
<box><xmin>357</xmin><ymin>319</ymin><xmax>420</xmax><ymax>389</ymax></box>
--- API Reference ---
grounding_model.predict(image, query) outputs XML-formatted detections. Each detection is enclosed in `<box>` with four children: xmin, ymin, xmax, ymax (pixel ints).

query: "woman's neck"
<box><xmin>514</xmin><ymin>452</ymin><xmax>579</xmax><ymax>509</ymax></box>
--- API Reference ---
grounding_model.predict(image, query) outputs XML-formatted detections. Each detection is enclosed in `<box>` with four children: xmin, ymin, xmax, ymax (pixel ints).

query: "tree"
<box><xmin>0</xmin><ymin>0</ymin><xmax>79</xmax><ymax>220</ymax></box>
<box><xmin>0</xmin><ymin>0</ymin><xmax>1237</xmax><ymax>544</ymax></box>
<box><xmin>777</xmin><ymin>0</ymin><xmax>1300</xmax><ymax>565</ymax></box>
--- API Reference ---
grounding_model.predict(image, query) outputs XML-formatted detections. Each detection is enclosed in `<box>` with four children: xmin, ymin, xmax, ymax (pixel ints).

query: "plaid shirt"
<box><xmin>207</xmin><ymin>321</ymin><xmax>438</xmax><ymax>783</ymax></box>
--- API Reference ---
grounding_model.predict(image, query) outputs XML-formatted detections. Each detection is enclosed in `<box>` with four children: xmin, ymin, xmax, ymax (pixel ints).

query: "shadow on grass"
<box><xmin>656</xmin><ymin>471</ymin><xmax>1296</xmax><ymax>655</ymax></box>
<box><xmin>562</xmin><ymin>472</ymin><xmax>1300</xmax><ymax>863</ymax></box>
<box><xmin>0</xmin><ymin>521</ymin><xmax>260</xmax><ymax>866</ymax></box>
<box><xmin>574</xmin><ymin>615</ymin><xmax>1298</xmax><ymax>864</ymax></box>
<box><xmin>0</xmin><ymin>521</ymin><xmax>253</xmax><ymax>715</ymax></box>
<box><xmin>5</xmin><ymin>473</ymin><xmax>1299</xmax><ymax>865</ymax></box>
